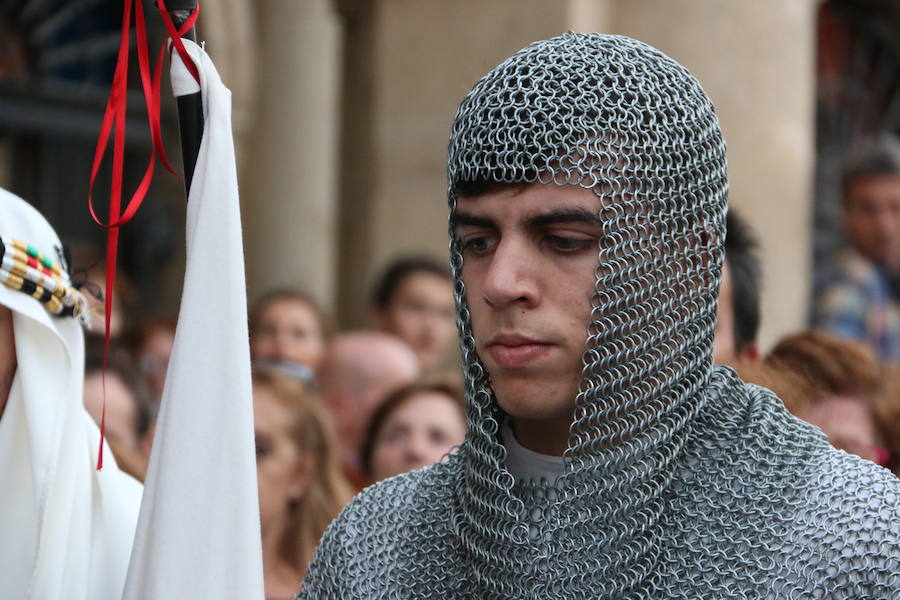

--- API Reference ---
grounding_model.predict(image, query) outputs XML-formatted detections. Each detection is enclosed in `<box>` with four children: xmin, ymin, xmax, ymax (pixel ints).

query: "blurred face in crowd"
<box><xmin>0</xmin><ymin>307</ymin><xmax>15</xmax><ymax>417</ymax></box>
<box><xmin>251</xmin><ymin>298</ymin><xmax>327</xmax><ymax>373</ymax></box>
<box><xmin>83</xmin><ymin>371</ymin><xmax>140</xmax><ymax>454</ymax></box>
<box><xmin>843</xmin><ymin>175</ymin><xmax>900</xmax><ymax>267</ymax></box>
<box><xmin>84</xmin><ymin>270</ymin><xmax>125</xmax><ymax>337</ymax></box>
<box><xmin>455</xmin><ymin>184</ymin><xmax>600</xmax><ymax>455</ymax></box>
<box><xmin>712</xmin><ymin>261</ymin><xmax>758</xmax><ymax>367</ymax></box>
<box><xmin>369</xmin><ymin>390</ymin><xmax>466</xmax><ymax>482</ymax></box>
<box><xmin>376</xmin><ymin>272</ymin><xmax>456</xmax><ymax>371</ymax></box>
<box><xmin>138</xmin><ymin>326</ymin><xmax>175</xmax><ymax>402</ymax></box>
<box><xmin>319</xmin><ymin>333</ymin><xmax>420</xmax><ymax>450</ymax></box>
<box><xmin>797</xmin><ymin>394</ymin><xmax>886</xmax><ymax>465</ymax></box>
<box><xmin>253</xmin><ymin>382</ymin><xmax>307</xmax><ymax>535</ymax></box>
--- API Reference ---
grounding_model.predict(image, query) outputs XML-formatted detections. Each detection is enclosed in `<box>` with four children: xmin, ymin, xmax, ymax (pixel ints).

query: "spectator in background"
<box><xmin>252</xmin><ymin>368</ymin><xmax>352</xmax><ymax>599</ymax></box>
<box><xmin>83</xmin><ymin>336</ymin><xmax>155</xmax><ymax>481</ymax></box>
<box><xmin>372</xmin><ymin>256</ymin><xmax>457</xmax><ymax>373</ymax></box>
<box><xmin>361</xmin><ymin>382</ymin><xmax>466</xmax><ymax>484</ymax></box>
<box><xmin>713</xmin><ymin>209</ymin><xmax>762</xmax><ymax>368</ymax></box>
<box><xmin>814</xmin><ymin>135</ymin><xmax>900</xmax><ymax>362</ymax></box>
<box><xmin>764</xmin><ymin>329</ymin><xmax>889</xmax><ymax>466</ymax></box>
<box><xmin>67</xmin><ymin>243</ymin><xmax>134</xmax><ymax>339</ymax></box>
<box><xmin>123</xmin><ymin>316</ymin><xmax>176</xmax><ymax>403</ymax></box>
<box><xmin>250</xmin><ymin>289</ymin><xmax>332</xmax><ymax>384</ymax></box>
<box><xmin>318</xmin><ymin>331</ymin><xmax>420</xmax><ymax>489</ymax></box>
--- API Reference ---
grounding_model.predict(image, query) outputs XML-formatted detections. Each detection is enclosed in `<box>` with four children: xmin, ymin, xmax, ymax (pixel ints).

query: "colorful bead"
<box><xmin>1</xmin><ymin>234</ymin><xmax>84</xmax><ymax>321</ymax></box>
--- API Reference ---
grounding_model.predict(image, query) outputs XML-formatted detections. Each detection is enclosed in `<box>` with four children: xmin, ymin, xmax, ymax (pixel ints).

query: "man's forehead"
<box><xmin>454</xmin><ymin>183</ymin><xmax>600</xmax><ymax>219</ymax></box>
<box><xmin>847</xmin><ymin>175</ymin><xmax>900</xmax><ymax>204</ymax></box>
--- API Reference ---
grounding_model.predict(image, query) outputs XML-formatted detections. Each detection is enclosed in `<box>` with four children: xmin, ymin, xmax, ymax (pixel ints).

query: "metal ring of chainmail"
<box><xmin>299</xmin><ymin>32</ymin><xmax>900</xmax><ymax>600</ymax></box>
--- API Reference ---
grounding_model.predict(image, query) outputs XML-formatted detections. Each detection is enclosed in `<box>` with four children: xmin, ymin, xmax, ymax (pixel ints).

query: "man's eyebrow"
<box><xmin>526</xmin><ymin>209</ymin><xmax>602</xmax><ymax>228</ymax></box>
<box><xmin>451</xmin><ymin>212</ymin><xmax>497</xmax><ymax>229</ymax></box>
<box><xmin>451</xmin><ymin>208</ymin><xmax>602</xmax><ymax>230</ymax></box>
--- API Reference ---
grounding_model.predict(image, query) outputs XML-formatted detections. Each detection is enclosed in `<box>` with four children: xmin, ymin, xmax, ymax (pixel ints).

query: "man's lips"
<box><xmin>485</xmin><ymin>335</ymin><xmax>553</xmax><ymax>368</ymax></box>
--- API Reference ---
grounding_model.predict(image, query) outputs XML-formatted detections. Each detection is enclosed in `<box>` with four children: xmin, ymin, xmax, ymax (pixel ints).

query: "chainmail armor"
<box><xmin>299</xmin><ymin>33</ymin><xmax>900</xmax><ymax>599</ymax></box>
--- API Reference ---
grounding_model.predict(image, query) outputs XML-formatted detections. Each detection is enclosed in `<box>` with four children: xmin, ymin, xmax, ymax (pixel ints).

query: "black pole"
<box><xmin>162</xmin><ymin>0</ymin><xmax>204</xmax><ymax>198</ymax></box>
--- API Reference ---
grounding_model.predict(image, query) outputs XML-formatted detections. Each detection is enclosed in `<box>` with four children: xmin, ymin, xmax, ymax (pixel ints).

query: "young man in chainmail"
<box><xmin>300</xmin><ymin>33</ymin><xmax>900</xmax><ymax>599</ymax></box>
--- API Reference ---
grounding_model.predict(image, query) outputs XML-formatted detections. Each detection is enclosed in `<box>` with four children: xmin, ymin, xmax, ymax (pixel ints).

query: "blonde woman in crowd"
<box><xmin>252</xmin><ymin>368</ymin><xmax>353</xmax><ymax>599</ymax></box>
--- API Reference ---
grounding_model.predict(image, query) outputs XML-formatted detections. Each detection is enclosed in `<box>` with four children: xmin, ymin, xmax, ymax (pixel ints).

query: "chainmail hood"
<box><xmin>446</xmin><ymin>28</ymin><xmax>727</xmax><ymax>554</ymax></box>
<box><xmin>299</xmin><ymin>33</ymin><xmax>900</xmax><ymax>599</ymax></box>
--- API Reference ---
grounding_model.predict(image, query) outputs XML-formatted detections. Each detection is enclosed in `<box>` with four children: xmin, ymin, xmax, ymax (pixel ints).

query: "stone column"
<box><xmin>572</xmin><ymin>0</ymin><xmax>818</xmax><ymax>350</ymax></box>
<box><xmin>240</xmin><ymin>0</ymin><xmax>342</xmax><ymax>310</ymax></box>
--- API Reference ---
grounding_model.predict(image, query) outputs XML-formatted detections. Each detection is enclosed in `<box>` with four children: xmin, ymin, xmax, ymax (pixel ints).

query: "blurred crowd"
<box><xmin>80</xmin><ymin>254</ymin><xmax>466</xmax><ymax>596</ymax></box>
<box><xmin>73</xmin><ymin>136</ymin><xmax>900</xmax><ymax>598</ymax></box>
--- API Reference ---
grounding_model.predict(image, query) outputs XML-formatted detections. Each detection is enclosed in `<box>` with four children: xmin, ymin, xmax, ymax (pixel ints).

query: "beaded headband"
<box><xmin>0</xmin><ymin>236</ymin><xmax>87</xmax><ymax>320</ymax></box>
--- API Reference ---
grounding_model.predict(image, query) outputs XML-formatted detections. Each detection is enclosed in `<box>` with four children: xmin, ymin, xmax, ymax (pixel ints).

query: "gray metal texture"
<box><xmin>299</xmin><ymin>33</ymin><xmax>900</xmax><ymax>599</ymax></box>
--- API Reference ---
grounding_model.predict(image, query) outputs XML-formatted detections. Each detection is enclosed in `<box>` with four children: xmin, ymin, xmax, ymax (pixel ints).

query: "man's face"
<box><xmin>843</xmin><ymin>175</ymin><xmax>900</xmax><ymax>267</ymax></box>
<box><xmin>250</xmin><ymin>298</ymin><xmax>327</xmax><ymax>373</ymax></box>
<box><xmin>0</xmin><ymin>307</ymin><xmax>15</xmax><ymax>418</ymax></box>
<box><xmin>377</xmin><ymin>272</ymin><xmax>456</xmax><ymax>371</ymax></box>
<box><xmin>455</xmin><ymin>183</ymin><xmax>600</xmax><ymax>439</ymax></box>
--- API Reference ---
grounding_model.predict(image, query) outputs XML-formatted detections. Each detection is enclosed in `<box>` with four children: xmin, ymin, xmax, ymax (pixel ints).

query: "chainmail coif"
<box><xmin>299</xmin><ymin>33</ymin><xmax>900</xmax><ymax>599</ymax></box>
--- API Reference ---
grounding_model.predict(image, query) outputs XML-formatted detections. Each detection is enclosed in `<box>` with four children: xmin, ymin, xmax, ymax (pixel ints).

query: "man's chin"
<box><xmin>492</xmin><ymin>383</ymin><xmax>575</xmax><ymax>423</ymax></box>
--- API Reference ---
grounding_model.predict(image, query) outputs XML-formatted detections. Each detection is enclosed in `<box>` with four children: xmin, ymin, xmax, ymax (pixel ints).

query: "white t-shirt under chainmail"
<box><xmin>500</xmin><ymin>420</ymin><xmax>565</xmax><ymax>485</ymax></box>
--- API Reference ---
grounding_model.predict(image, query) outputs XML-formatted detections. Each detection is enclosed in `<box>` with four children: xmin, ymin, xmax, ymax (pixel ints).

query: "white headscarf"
<box><xmin>0</xmin><ymin>189</ymin><xmax>142</xmax><ymax>600</ymax></box>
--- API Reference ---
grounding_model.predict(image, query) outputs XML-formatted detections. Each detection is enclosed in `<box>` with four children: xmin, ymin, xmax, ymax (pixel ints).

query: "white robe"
<box><xmin>0</xmin><ymin>190</ymin><xmax>142</xmax><ymax>600</ymax></box>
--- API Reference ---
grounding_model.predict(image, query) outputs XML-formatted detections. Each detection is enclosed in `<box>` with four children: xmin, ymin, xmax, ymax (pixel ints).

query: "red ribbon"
<box><xmin>88</xmin><ymin>0</ymin><xmax>200</xmax><ymax>469</ymax></box>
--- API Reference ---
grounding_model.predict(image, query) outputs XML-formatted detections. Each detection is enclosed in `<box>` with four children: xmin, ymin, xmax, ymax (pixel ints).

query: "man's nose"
<box><xmin>481</xmin><ymin>239</ymin><xmax>539</xmax><ymax>307</ymax></box>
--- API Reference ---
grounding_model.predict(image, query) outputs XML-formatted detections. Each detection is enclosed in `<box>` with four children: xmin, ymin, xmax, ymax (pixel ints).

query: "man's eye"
<box><xmin>547</xmin><ymin>236</ymin><xmax>594</xmax><ymax>252</ymax></box>
<box><xmin>461</xmin><ymin>236</ymin><xmax>494</xmax><ymax>255</ymax></box>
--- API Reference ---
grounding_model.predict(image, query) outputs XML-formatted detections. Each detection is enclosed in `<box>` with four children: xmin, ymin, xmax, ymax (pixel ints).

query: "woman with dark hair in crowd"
<box><xmin>361</xmin><ymin>381</ymin><xmax>467</xmax><ymax>484</ymax></box>
<box><xmin>249</xmin><ymin>289</ymin><xmax>333</xmax><ymax>384</ymax></box>
<box><xmin>252</xmin><ymin>368</ymin><xmax>352</xmax><ymax>599</ymax></box>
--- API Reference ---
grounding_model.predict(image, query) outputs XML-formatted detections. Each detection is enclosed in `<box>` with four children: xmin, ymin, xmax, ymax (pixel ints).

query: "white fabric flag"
<box><xmin>122</xmin><ymin>40</ymin><xmax>264</xmax><ymax>599</ymax></box>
